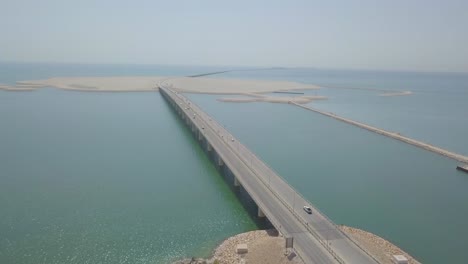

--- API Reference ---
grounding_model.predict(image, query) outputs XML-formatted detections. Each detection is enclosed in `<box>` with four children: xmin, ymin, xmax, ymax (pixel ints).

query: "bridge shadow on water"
<box><xmin>206</xmin><ymin>146</ymin><xmax>273</xmax><ymax>230</ymax></box>
<box><xmin>163</xmin><ymin>97</ymin><xmax>273</xmax><ymax>230</ymax></box>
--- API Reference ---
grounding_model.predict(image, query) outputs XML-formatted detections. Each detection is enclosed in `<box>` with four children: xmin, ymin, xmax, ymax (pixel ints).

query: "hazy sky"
<box><xmin>1</xmin><ymin>0</ymin><xmax>467</xmax><ymax>72</ymax></box>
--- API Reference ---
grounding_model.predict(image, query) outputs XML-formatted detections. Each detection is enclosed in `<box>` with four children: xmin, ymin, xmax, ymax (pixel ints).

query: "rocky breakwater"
<box><xmin>174</xmin><ymin>229</ymin><xmax>302</xmax><ymax>264</ymax></box>
<box><xmin>340</xmin><ymin>226</ymin><xmax>421</xmax><ymax>264</ymax></box>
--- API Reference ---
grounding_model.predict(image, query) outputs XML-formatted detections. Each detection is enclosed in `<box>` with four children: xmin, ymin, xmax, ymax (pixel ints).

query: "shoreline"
<box><xmin>339</xmin><ymin>226</ymin><xmax>421</xmax><ymax>264</ymax></box>
<box><xmin>1</xmin><ymin>76</ymin><xmax>167</xmax><ymax>92</ymax></box>
<box><xmin>218</xmin><ymin>93</ymin><xmax>327</xmax><ymax>104</ymax></box>
<box><xmin>0</xmin><ymin>76</ymin><xmax>319</xmax><ymax>94</ymax></box>
<box><xmin>174</xmin><ymin>226</ymin><xmax>420</xmax><ymax>264</ymax></box>
<box><xmin>174</xmin><ymin>229</ymin><xmax>301</xmax><ymax>264</ymax></box>
<box><xmin>3</xmin><ymin>75</ymin><xmax>465</xmax><ymax>164</ymax></box>
<box><xmin>4</xmin><ymin>75</ymin><xmax>465</xmax><ymax>163</ymax></box>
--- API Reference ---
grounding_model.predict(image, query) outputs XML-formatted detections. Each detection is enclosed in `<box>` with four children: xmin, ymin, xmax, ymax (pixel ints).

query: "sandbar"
<box><xmin>9</xmin><ymin>76</ymin><xmax>166</xmax><ymax>92</ymax></box>
<box><xmin>1</xmin><ymin>76</ymin><xmax>319</xmax><ymax>95</ymax></box>
<box><xmin>174</xmin><ymin>227</ymin><xmax>420</xmax><ymax>264</ymax></box>
<box><xmin>168</xmin><ymin>77</ymin><xmax>319</xmax><ymax>94</ymax></box>
<box><xmin>380</xmin><ymin>91</ymin><xmax>413</xmax><ymax>96</ymax></box>
<box><xmin>323</xmin><ymin>86</ymin><xmax>413</xmax><ymax>97</ymax></box>
<box><xmin>218</xmin><ymin>94</ymin><xmax>327</xmax><ymax>104</ymax></box>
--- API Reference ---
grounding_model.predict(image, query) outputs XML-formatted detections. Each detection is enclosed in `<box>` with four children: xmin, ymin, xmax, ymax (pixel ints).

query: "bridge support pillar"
<box><xmin>218</xmin><ymin>156</ymin><xmax>224</xmax><ymax>166</ymax></box>
<box><xmin>258</xmin><ymin>207</ymin><xmax>265</xmax><ymax>218</ymax></box>
<box><xmin>234</xmin><ymin>177</ymin><xmax>240</xmax><ymax>187</ymax></box>
<box><xmin>207</xmin><ymin>142</ymin><xmax>212</xmax><ymax>152</ymax></box>
<box><xmin>198</xmin><ymin>131</ymin><xmax>203</xmax><ymax>141</ymax></box>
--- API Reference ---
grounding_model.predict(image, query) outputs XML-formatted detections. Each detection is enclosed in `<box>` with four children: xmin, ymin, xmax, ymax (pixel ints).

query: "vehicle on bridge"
<box><xmin>303</xmin><ymin>206</ymin><xmax>312</xmax><ymax>214</ymax></box>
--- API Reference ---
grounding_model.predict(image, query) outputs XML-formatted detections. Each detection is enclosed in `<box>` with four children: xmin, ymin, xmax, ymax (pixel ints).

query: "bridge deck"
<box><xmin>160</xmin><ymin>85</ymin><xmax>379</xmax><ymax>264</ymax></box>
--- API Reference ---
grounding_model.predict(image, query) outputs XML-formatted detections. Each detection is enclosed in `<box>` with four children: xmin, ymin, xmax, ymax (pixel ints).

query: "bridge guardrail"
<box><xmin>201</xmin><ymin>92</ymin><xmax>377</xmax><ymax>263</ymax></box>
<box><xmin>162</xmin><ymin>86</ymin><xmax>348</xmax><ymax>263</ymax></box>
<box><xmin>161</xmin><ymin>87</ymin><xmax>317</xmax><ymax>263</ymax></box>
<box><xmin>162</xmin><ymin>85</ymin><xmax>381</xmax><ymax>264</ymax></box>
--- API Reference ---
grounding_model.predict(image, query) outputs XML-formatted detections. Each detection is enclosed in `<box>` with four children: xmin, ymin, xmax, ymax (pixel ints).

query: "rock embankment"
<box><xmin>174</xmin><ymin>229</ymin><xmax>302</xmax><ymax>264</ymax></box>
<box><xmin>175</xmin><ymin>226</ymin><xmax>421</xmax><ymax>264</ymax></box>
<box><xmin>340</xmin><ymin>226</ymin><xmax>421</xmax><ymax>264</ymax></box>
<box><xmin>293</xmin><ymin>102</ymin><xmax>468</xmax><ymax>164</ymax></box>
<box><xmin>173</xmin><ymin>257</ymin><xmax>208</xmax><ymax>264</ymax></box>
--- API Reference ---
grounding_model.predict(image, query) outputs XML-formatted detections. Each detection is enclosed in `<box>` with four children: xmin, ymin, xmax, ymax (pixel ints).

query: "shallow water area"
<box><xmin>186</xmin><ymin>92</ymin><xmax>468</xmax><ymax>264</ymax></box>
<box><xmin>219</xmin><ymin>69</ymin><xmax>468</xmax><ymax>155</ymax></box>
<box><xmin>0</xmin><ymin>87</ymin><xmax>256</xmax><ymax>264</ymax></box>
<box><xmin>2</xmin><ymin>64</ymin><xmax>468</xmax><ymax>264</ymax></box>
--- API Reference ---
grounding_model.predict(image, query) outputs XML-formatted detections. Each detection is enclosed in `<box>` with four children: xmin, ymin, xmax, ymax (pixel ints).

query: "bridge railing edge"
<box><xmin>161</xmin><ymin>86</ymin><xmax>381</xmax><ymax>264</ymax></box>
<box><xmin>161</xmin><ymin>86</ymin><xmax>347</xmax><ymax>263</ymax></box>
<box><xmin>159</xmin><ymin>86</ymin><xmax>313</xmax><ymax>264</ymax></box>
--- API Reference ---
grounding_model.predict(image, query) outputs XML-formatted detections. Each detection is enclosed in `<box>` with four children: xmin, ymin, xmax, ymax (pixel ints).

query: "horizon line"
<box><xmin>1</xmin><ymin>60</ymin><xmax>467</xmax><ymax>75</ymax></box>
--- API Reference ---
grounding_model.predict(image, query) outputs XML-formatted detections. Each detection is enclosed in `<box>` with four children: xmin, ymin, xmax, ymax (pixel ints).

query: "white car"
<box><xmin>303</xmin><ymin>206</ymin><xmax>312</xmax><ymax>214</ymax></box>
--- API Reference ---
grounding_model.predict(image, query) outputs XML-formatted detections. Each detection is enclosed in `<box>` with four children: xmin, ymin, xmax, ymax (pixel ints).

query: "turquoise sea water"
<box><xmin>187</xmin><ymin>93</ymin><xmax>468</xmax><ymax>264</ymax></box>
<box><xmin>219</xmin><ymin>69</ymin><xmax>468</xmax><ymax>156</ymax></box>
<box><xmin>1</xmin><ymin>63</ymin><xmax>468</xmax><ymax>263</ymax></box>
<box><xmin>0</xmin><ymin>86</ymin><xmax>257</xmax><ymax>264</ymax></box>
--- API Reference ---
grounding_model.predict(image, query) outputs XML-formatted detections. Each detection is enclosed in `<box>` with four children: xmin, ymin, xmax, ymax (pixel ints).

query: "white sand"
<box><xmin>1</xmin><ymin>76</ymin><xmax>319</xmax><ymax>94</ymax></box>
<box><xmin>168</xmin><ymin>77</ymin><xmax>319</xmax><ymax>94</ymax></box>
<box><xmin>1</xmin><ymin>75</ymin><xmax>411</xmax><ymax>99</ymax></box>
<box><xmin>0</xmin><ymin>84</ymin><xmax>35</xmax><ymax>91</ymax></box>
<box><xmin>175</xmin><ymin>227</ymin><xmax>421</xmax><ymax>264</ymax></box>
<box><xmin>11</xmin><ymin>76</ymin><xmax>167</xmax><ymax>91</ymax></box>
<box><xmin>380</xmin><ymin>91</ymin><xmax>413</xmax><ymax>96</ymax></box>
<box><xmin>218</xmin><ymin>94</ymin><xmax>327</xmax><ymax>104</ymax></box>
<box><xmin>323</xmin><ymin>86</ymin><xmax>413</xmax><ymax>97</ymax></box>
<box><xmin>203</xmin><ymin>230</ymin><xmax>302</xmax><ymax>264</ymax></box>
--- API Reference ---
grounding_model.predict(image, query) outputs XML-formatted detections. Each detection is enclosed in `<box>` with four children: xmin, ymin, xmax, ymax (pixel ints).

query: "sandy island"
<box><xmin>168</xmin><ymin>77</ymin><xmax>320</xmax><ymax>94</ymax></box>
<box><xmin>323</xmin><ymin>85</ymin><xmax>413</xmax><ymax>97</ymax></box>
<box><xmin>174</xmin><ymin>227</ymin><xmax>420</xmax><ymax>264</ymax></box>
<box><xmin>0</xmin><ymin>76</ymin><xmax>327</xmax><ymax>104</ymax></box>
<box><xmin>3</xmin><ymin>75</ymin><xmax>465</xmax><ymax>163</ymax></box>
<box><xmin>1</xmin><ymin>76</ymin><xmax>329</xmax><ymax>104</ymax></box>
<box><xmin>0</xmin><ymin>76</ymin><xmax>319</xmax><ymax>94</ymax></box>
<box><xmin>1</xmin><ymin>76</ymin><xmax>167</xmax><ymax>92</ymax></box>
<box><xmin>1</xmin><ymin>75</ymin><xmax>413</xmax><ymax>103</ymax></box>
<box><xmin>380</xmin><ymin>91</ymin><xmax>413</xmax><ymax>97</ymax></box>
<box><xmin>218</xmin><ymin>93</ymin><xmax>327</xmax><ymax>104</ymax></box>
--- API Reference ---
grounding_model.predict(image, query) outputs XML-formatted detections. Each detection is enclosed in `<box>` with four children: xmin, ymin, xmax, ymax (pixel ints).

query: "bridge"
<box><xmin>159</xmin><ymin>83</ymin><xmax>380</xmax><ymax>264</ymax></box>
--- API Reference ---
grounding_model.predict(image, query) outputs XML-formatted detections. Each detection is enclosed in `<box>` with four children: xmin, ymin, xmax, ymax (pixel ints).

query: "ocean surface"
<box><xmin>0</xmin><ymin>64</ymin><xmax>258</xmax><ymax>264</ymax></box>
<box><xmin>1</xmin><ymin>63</ymin><xmax>468</xmax><ymax>263</ymax></box>
<box><xmin>219</xmin><ymin>68</ymin><xmax>468</xmax><ymax>156</ymax></box>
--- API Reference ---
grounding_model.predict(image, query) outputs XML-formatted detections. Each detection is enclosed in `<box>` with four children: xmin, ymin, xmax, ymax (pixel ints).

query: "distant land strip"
<box><xmin>187</xmin><ymin>71</ymin><xmax>231</xmax><ymax>77</ymax></box>
<box><xmin>273</xmin><ymin>91</ymin><xmax>305</xmax><ymax>94</ymax></box>
<box><xmin>186</xmin><ymin>69</ymin><xmax>413</xmax><ymax>97</ymax></box>
<box><xmin>293</xmin><ymin>102</ymin><xmax>468</xmax><ymax>164</ymax></box>
<box><xmin>186</xmin><ymin>67</ymin><xmax>287</xmax><ymax>78</ymax></box>
<box><xmin>323</xmin><ymin>86</ymin><xmax>412</xmax><ymax>96</ymax></box>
